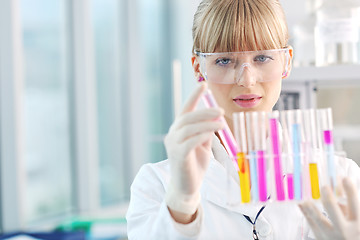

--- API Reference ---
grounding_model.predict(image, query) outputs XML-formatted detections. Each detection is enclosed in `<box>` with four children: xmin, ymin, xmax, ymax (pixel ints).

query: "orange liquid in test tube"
<box><xmin>237</xmin><ymin>152</ymin><xmax>251</xmax><ymax>203</ymax></box>
<box><xmin>309</xmin><ymin>163</ymin><xmax>320</xmax><ymax>199</ymax></box>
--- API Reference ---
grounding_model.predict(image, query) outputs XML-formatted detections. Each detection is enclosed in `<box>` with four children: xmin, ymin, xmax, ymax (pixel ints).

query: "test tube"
<box><xmin>281</xmin><ymin>111</ymin><xmax>294</xmax><ymax>200</ymax></box>
<box><xmin>317</xmin><ymin>108</ymin><xmax>336</xmax><ymax>190</ymax></box>
<box><xmin>254</xmin><ymin>111</ymin><xmax>268</xmax><ymax>202</ymax></box>
<box><xmin>269</xmin><ymin>111</ymin><xmax>285</xmax><ymax>201</ymax></box>
<box><xmin>233</xmin><ymin>112</ymin><xmax>251</xmax><ymax>203</ymax></box>
<box><xmin>303</xmin><ymin>109</ymin><xmax>320</xmax><ymax>199</ymax></box>
<box><xmin>289</xmin><ymin>110</ymin><xmax>303</xmax><ymax>200</ymax></box>
<box><xmin>202</xmin><ymin>89</ymin><xmax>239</xmax><ymax>171</ymax></box>
<box><xmin>246</xmin><ymin>112</ymin><xmax>259</xmax><ymax>202</ymax></box>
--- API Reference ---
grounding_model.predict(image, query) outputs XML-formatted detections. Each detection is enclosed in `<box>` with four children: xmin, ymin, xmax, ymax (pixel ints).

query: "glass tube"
<box><xmin>254</xmin><ymin>111</ymin><xmax>268</xmax><ymax>202</ymax></box>
<box><xmin>233</xmin><ymin>112</ymin><xmax>251</xmax><ymax>203</ymax></box>
<box><xmin>280</xmin><ymin>111</ymin><xmax>294</xmax><ymax>201</ymax></box>
<box><xmin>202</xmin><ymin>89</ymin><xmax>239</xmax><ymax>171</ymax></box>
<box><xmin>246</xmin><ymin>112</ymin><xmax>259</xmax><ymax>202</ymax></box>
<box><xmin>317</xmin><ymin>108</ymin><xmax>336</xmax><ymax>190</ymax></box>
<box><xmin>292</xmin><ymin>110</ymin><xmax>303</xmax><ymax>200</ymax></box>
<box><xmin>269</xmin><ymin>111</ymin><xmax>285</xmax><ymax>201</ymax></box>
<box><xmin>303</xmin><ymin>109</ymin><xmax>321</xmax><ymax>200</ymax></box>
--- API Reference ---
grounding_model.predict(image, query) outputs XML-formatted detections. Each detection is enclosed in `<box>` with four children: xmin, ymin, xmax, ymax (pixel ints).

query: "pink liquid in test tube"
<box><xmin>287</xmin><ymin>174</ymin><xmax>294</xmax><ymax>200</ymax></box>
<box><xmin>257</xmin><ymin>150</ymin><xmax>267</xmax><ymax>202</ymax></box>
<box><xmin>269</xmin><ymin>118</ymin><xmax>285</xmax><ymax>201</ymax></box>
<box><xmin>202</xmin><ymin>89</ymin><xmax>239</xmax><ymax>171</ymax></box>
<box><xmin>324</xmin><ymin>130</ymin><xmax>336</xmax><ymax>189</ymax></box>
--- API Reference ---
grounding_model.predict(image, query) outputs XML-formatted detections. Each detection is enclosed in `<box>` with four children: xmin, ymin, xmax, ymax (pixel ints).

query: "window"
<box><xmin>138</xmin><ymin>0</ymin><xmax>173</xmax><ymax>163</ymax></box>
<box><xmin>0</xmin><ymin>0</ymin><xmax>196</xmax><ymax>232</ymax></box>
<box><xmin>91</xmin><ymin>0</ymin><xmax>129</xmax><ymax>206</ymax></box>
<box><xmin>21</xmin><ymin>0</ymin><xmax>74</xmax><ymax>223</ymax></box>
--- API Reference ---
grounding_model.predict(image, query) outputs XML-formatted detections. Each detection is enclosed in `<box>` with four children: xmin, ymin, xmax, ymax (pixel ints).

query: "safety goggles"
<box><xmin>196</xmin><ymin>48</ymin><xmax>290</xmax><ymax>84</ymax></box>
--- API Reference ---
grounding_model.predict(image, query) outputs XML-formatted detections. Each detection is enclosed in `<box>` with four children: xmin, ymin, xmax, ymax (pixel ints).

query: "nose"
<box><xmin>236</xmin><ymin>63</ymin><xmax>256</xmax><ymax>88</ymax></box>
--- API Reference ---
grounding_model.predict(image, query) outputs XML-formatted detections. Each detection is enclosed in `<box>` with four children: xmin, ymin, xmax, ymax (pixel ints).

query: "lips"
<box><xmin>233</xmin><ymin>94</ymin><xmax>262</xmax><ymax>108</ymax></box>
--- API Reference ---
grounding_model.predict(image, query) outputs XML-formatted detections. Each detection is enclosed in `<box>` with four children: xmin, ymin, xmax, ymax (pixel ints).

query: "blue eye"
<box><xmin>215</xmin><ymin>58</ymin><xmax>231</xmax><ymax>66</ymax></box>
<box><xmin>254</xmin><ymin>55</ymin><xmax>273</xmax><ymax>63</ymax></box>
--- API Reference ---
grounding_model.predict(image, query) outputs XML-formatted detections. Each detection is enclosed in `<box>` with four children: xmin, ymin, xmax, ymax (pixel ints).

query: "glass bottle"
<box><xmin>315</xmin><ymin>0</ymin><xmax>360</xmax><ymax>66</ymax></box>
<box><xmin>293</xmin><ymin>15</ymin><xmax>317</xmax><ymax>67</ymax></box>
<box><xmin>292</xmin><ymin>0</ymin><xmax>323</xmax><ymax>67</ymax></box>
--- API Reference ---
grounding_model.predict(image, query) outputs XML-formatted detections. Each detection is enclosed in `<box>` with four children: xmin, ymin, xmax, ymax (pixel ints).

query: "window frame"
<box><xmin>69</xmin><ymin>0</ymin><xmax>101</xmax><ymax>215</ymax></box>
<box><xmin>0</xmin><ymin>0</ymin><xmax>26</xmax><ymax>232</ymax></box>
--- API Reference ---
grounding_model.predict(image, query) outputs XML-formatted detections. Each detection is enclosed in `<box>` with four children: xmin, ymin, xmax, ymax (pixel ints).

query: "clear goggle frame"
<box><xmin>196</xmin><ymin>48</ymin><xmax>290</xmax><ymax>84</ymax></box>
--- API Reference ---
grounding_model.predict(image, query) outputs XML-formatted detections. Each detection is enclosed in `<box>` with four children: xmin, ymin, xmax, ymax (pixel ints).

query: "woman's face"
<box><xmin>192</xmin><ymin>48</ymin><xmax>293</xmax><ymax>132</ymax></box>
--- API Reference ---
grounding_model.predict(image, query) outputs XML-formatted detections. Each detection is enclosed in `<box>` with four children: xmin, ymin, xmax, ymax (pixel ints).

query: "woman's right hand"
<box><xmin>299</xmin><ymin>178</ymin><xmax>360</xmax><ymax>240</ymax></box>
<box><xmin>164</xmin><ymin>83</ymin><xmax>224</xmax><ymax>222</ymax></box>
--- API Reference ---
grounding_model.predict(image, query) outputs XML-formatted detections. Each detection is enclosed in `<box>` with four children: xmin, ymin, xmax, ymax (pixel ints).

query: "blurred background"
<box><xmin>0</xmin><ymin>0</ymin><xmax>359</xmax><ymax>239</ymax></box>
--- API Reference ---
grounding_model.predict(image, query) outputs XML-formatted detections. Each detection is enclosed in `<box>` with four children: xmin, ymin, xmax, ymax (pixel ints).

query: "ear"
<box><xmin>282</xmin><ymin>46</ymin><xmax>293</xmax><ymax>79</ymax></box>
<box><xmin>191</xmin><ymin>55</ymin><xmax>203</xmax><ymax>80</ymax></box>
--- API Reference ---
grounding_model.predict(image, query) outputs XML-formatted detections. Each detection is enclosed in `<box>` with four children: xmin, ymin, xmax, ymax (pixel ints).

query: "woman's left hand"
<box><xmin>299</xmin><ymin>178</ymin><xmax>360</xmax><ymax>240</ymax></box>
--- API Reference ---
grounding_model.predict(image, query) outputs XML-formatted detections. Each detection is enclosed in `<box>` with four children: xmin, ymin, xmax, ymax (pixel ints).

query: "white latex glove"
<box><xmin>164</xmin><ymin>83</ymin><xmax>224</xmax><ymax>215</ymax></box>
<box><xmin>299</xmin><ymin>178</ymin><xmax>360</xmax><ymax>240</ymax></box>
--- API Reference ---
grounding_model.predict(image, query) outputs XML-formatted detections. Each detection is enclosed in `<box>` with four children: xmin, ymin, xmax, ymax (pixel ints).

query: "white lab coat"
<box><xmin>126</xmin><ymin>135</ymin><xmax>360</xmax><ymax>240</ymax></box>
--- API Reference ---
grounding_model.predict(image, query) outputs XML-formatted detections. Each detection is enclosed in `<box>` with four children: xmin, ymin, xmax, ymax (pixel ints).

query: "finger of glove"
<box><xmin>338</xmin><ymin>203</ymin><xmax>348</xmax><ymax>219</ymax></box>
<box><xmin>171</xmin><ymin>108</ymin><xmax>224</xmax><ymax>131</ymax></box>
<box><xmin>202</xmin><ymin>136</ymin><xmax>212</xmax><ymax>149</ymax></box>
<box><xmin>176</xmin><ymin>121</ymin><xmax>223</xmax><ymax>144</ymax></box>
<box><xmin>181</xmin><ymin>131</ymin><xmax>214</xmax><ymax>155</ymax></box>
<box><xmin>321</xmin><ymin>186</ymin><xmax>346</xmax><ymax>229</ymax></box>
<box><xmin>180</xmin><ymin>83</ymin><xmax>207</xmax><ymax>115</ymax></box>
<box><xmin>299</xmin><ymin>201</ymin><xmax>332</xmax><ymax>239</ymax></box>
<box><xmin>343</xmin><ymin>178</ymin><xmax>360</xmax><ymax>221</ymax></box>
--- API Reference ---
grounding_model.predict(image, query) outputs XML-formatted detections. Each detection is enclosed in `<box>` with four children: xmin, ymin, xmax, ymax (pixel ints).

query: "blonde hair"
<box><xmin>192</xmin><ymin>0</ymin><xmax>289</xmax><ymax>53</ymax></box>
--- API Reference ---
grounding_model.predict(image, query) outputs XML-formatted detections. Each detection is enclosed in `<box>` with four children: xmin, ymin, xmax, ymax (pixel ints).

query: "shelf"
<box><xmin>334</xmin><ymin>125</ymin><xmax>360</xmax><ymax>141</ymax></box>
<box><xmin>287</xmin><ymin>65</ymin><xmax>360</xmax><ymax>82</ymax></box>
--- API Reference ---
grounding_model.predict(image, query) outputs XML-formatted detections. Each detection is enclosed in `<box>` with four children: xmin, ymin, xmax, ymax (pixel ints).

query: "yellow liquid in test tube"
<box><xmin>237</xmin><ymin>152</ymin><xmax>251</xmax><ymax>203</ymax></box>
<box><xmin>309</xmin><ymin>163</ymin><xmax>320</xmax><ymax>199</ymax></box>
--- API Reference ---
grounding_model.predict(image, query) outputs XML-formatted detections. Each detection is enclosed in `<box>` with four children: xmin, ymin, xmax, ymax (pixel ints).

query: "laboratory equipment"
<box><xmin>201</xmin><ymin>88</ymin><xmax>337</xmax><ymax>204</ymax></box>
<box><xmin>315</xmin><ymin>0</ymin><xmax>360</xmax><ymax>66</ymax></box>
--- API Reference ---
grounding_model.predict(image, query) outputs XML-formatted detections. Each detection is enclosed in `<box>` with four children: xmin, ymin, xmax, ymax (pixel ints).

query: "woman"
<box><xmin>126</xmin><ymin>0</ymin><xmax>360</xmax><ymax>239</ymax></box>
